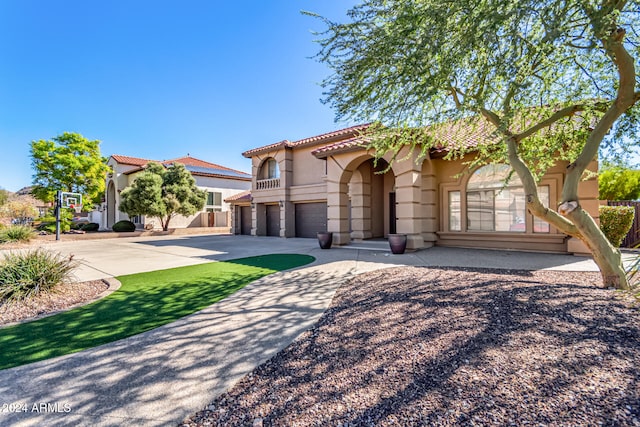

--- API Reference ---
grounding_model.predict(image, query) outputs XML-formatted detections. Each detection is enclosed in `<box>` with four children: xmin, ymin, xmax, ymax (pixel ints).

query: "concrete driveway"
<box><xmin>5</xmin><ymin>233</ymin><xmax>605</xmax><ymax>283</ymax></box>
<box><xmin>0</xmin><ymin>233</ymin><xmax>614</xmax><ymax>427</ymax></box>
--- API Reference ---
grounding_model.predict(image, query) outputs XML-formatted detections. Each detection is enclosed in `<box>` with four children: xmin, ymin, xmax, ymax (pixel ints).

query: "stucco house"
<box><xmin>230</xmin><ymin>123</ymin><xmax>598</xmax><ymax>254</ymax></box>
<box><xmin>95</xmin><ymin>155</ymin><xmax>251</xmax><ymax>231</ymax></box>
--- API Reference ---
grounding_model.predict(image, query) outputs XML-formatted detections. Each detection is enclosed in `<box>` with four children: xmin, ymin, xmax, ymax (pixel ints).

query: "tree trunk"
<box><xmin>493</xmin><ymin>119</ymin><xmax>630</xmax><ymax>290</ymax></box>
<box><xmin>565</xmin><ymin>207</ymin><xmax>629</xmax><ymax>289</ymax></box>
<box><xmin>162</xmin><ymin>216</ymin><xmax>171</xmax><ymax>231</ymax></box>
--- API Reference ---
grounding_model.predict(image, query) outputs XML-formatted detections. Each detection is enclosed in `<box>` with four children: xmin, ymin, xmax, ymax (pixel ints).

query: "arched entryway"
<box><xmin>326</xmin><ymin>145</ymin><xmax>428</xmax><ymax>250</ymax></box>
<box><xmin>327</xmin><ymin>155</ymin><xmax>396</xmax><ymax>245</ymax></box>
<box><xmin>349</xmin><ymin>158</ymin><xmax>395</xmax><ymax>240</ymax></box>
<box><xmin>106</xmin><ymin>181</ymin><xmax>116</xmax><ymax>229</ymax></box>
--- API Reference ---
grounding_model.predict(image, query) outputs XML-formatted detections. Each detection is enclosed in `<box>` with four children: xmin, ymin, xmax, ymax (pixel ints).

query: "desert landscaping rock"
<box><xmin>0</xmin><ymin>279</ymin><xmax>109</xmax><ymax>325</ymax></box>
<box><xmin>181</xmin><ymin>267</ymin><xmax>640</xmax><ymax>427</ymax></box>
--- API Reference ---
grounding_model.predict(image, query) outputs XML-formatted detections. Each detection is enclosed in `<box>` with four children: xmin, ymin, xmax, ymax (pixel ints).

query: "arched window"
<box><xmin>260</xmin><ymin>158</ymin><xmax>280</xmax><ymax>180</ymax></box>
<box><xmin>467</xmin><ymin>164</ymin><xmax>526</xmax><ymax>232</ymax></box>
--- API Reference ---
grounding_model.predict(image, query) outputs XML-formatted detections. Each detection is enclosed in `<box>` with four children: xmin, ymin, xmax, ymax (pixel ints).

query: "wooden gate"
<box><xmin>607</xmin><ymin>201</ymin><xmax>640</xmax><ymax>248</ymax></box>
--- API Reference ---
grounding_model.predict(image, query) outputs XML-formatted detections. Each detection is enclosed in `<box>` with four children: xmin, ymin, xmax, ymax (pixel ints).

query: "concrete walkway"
<box><xmin>0</xmin><ymin>234</ymin><xmax>627</xmax><ymax>427</ymax></box>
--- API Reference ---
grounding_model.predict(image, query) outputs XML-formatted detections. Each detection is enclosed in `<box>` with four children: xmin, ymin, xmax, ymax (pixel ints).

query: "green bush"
<box><xmin>81</xmin><ymin>222</ymin><xmax>99</xmax><ymax>232</ymax></box>
<box><xmin>112</xmin><ymin>220</ymin><xmax>136</xmax><ymax>232</ymax></box>
<box><xmin>37</xmin><ymin>210</ymin><xmax>72</xmax><ymax>234</ymax></box>
<box><xmin>37</xmin><ymin>221</ymin><xmax>70</xmax><ymax>234</ymax></box>
<box><xmin>0</xmin><ymin>249</ymin><xmax>77</xmax><ymax>303</ymax></box>
<box><xmin>0</xmin><ymin>225</ymin><xmax>36</xmax><ymax>243</ymax></box>
<box><xmin>599</xmin><ymin>205</ymin><xmax>635</xmax><ymax>247</ymax></box>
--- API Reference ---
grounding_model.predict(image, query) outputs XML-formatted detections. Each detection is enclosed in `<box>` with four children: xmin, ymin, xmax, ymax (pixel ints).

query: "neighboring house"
<box><xmin>96</xmin><ymin>155</ymin><xmax>251</xmax><ymax>230</ymax></box>
<box><xmin>232</xmin><ymin>124</ymin><xmax>599</xmax><ymax>255</ymax></box>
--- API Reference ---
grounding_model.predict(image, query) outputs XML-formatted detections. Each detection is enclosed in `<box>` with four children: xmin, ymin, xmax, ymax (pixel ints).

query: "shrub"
<box><xmin>112</xmin><ymin>220</ymin><xmax>136</xmax><ymax>232</ymax></box>
<box><xmin>81</xmin><ymin>222</ymin><xmax>99</xmax><ymax>232</ymax></box>
<box><xmin>37</xmin><ymin>221</ymin><xmax>70</xmax><ymax>234</ymax></box>
<box><xmin>599</xmin><ymin>205</ymin><xmax>635</xmax><ymax>247</ymax></box>
<box><xmin>0</xmin><ymin>249</ymin><xmax>77</xmax><ymax>303</ymax></box>
<box><xmin>0</xmin><ymin>225</ymin><xmax>36</xmax><ymax>243</ymax></box>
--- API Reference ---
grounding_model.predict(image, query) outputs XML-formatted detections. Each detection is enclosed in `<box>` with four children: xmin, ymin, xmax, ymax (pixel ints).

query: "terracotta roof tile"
<box><xmin>245</xmin><ymin>110</ymin><xmax>573</xmax><ymax>161</ymax></box>
<box><xmin>113</xmin><ymin>154</ymin><xmax>250</xmax><ymax>180</ymax></box>
<box><xmin>110</xmin><ymin>154</ymin><xmax>154</xmax><ymax>166</ymax></box>
<box><xmin>163</xmin><ymin>156</ymin><xmax>249</xmax><ymax>176</ymax></box>
<box><xmin>224</xmin><ymin>190</ymin><xmax>251</xmax><ymax>203</ymax></box>
<box><xmin>311</xmin><ymin>136</ymin><xmax>370</xmax><ymax>157</ymax></box>
<box><xmin>242</xmin><ymin>140</ymin><xmax>290</xmax><ymax>158</ymax></box>
<box><xmin>242</xmin><ymin>124</ymin><xmax>370</xmax><ymax>158</ymax></box>
<box><xmin>288</xmin><ymin>124</ymin><xmax>371</xmax><ymax>148</ymax></box>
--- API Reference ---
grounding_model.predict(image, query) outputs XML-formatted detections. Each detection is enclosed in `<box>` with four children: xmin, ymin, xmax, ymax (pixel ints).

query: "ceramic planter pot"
<box><xmin>317</xmin><ymin>232</ymin><xmax>333</xmax><ymax>249</ymax></box>
<box><xmin>388</xmin><ymin>233</ymin><xmax>407</xmax><ymax>254</ymax></box>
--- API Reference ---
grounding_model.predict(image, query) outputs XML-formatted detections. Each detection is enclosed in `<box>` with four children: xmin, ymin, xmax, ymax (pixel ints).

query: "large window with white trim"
<box><xmin>467</xmin><ymin>164</ymin><xmax>525</xmax><ymax>232</ymax></box>
<box><xmin>465</xmin><ymin>164</ymin><xmax>550</xmax><ymax>233</ymax></box>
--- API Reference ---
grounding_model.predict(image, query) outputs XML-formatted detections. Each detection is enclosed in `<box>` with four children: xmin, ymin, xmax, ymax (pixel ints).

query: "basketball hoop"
<box><xmin>60</xmin><ymin>192</ymin><xmax>83</xmax><ymax>213</ymax></box>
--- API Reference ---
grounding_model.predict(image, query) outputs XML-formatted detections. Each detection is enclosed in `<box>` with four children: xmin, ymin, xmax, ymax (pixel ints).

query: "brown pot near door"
<box><xmin>388</xmin><ymin>233</ymin><xmax>407</xmax><ymax>254</ymax></box>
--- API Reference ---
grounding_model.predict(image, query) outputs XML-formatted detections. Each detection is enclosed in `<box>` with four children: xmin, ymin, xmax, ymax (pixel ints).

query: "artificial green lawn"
<box><xmin>0</xmin><ymin>254</ymin><xmax>314</xmax><ymax>370</ymax></box>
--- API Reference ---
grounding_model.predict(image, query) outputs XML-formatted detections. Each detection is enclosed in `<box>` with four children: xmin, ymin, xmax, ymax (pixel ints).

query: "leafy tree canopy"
<box><xmin>118</xmin><ymin>162</ymin><xmax>207</xmax><ymax>231</ymax></box>
<box><xmin>599</xmin><ymin>165</ymin><xmax>640</xmax><ymax>200</ymax></box>
<box><xmin>310</xmin><ymin>0</ymin><xmax>639</xmax><ymax>165</ymax></box>
<box><xmin>30</xmin><ymin>132</ymin><xmax>110</xmax><ymax>208</ymax></box>
<box><xmin>310</xmin><ymin>0</ymin><xmax>640</xmax><ymax>289</ymax></box>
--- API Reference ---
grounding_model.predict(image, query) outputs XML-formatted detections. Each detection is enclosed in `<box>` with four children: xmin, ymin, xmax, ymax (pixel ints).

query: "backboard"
<box><xmin>60</xmin><ymin>192</ymin><xmax>83</xmax><ymax>210</ymax></box>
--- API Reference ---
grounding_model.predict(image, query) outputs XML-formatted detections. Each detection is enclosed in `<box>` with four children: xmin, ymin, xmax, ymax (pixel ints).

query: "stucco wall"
<box><xmin>292</xmin><ymin>146</ymin><xmax>326</xmax><ymax>186</ymax></box>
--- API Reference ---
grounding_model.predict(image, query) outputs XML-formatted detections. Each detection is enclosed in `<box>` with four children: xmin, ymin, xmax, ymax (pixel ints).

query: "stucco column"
<box><xmin>421</xmin><ymin>160</ymin><xmax>438</xmax><ymax>246</ymax></box>
<box><xmin>350</xmin><ymin>169</ymin><xmax>373</xmax><ymax>240</ymax></box>
<box><xmin>326</xmin><ymin>158</ymin><xmax>352</xmax><ymax>245</ymax></box>
<box><xmin>393</xmin><ymin>152</ymin><xmax>425</xmax><ymax>250</ymax></box>
<box><xmin>280</xmin><ymin>150</ymin><xmax>294</xmax><ymax>237</ymax></box>
<box><xmin>253</xmin><ymin>203</ymin><xmax>266</xmax><ymax>236</ymax></box>
<box><xmin>282</xmin><ymin>201</ymin><xmax>295</xmax><ymax>237</ymax></box>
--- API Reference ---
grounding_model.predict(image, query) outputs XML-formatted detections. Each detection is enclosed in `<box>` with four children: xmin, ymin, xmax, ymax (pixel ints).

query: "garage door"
<box><xmin>295</xmin><ymin>202</ymin><xmax>327</xmax><ymax>238</ymax></box>
<box><xmin>240</xmin><ymin>206</ymin><xmax>252</xmax><ymax>235</ymax></box>
<box><xmin>266</xmin><ymin>205</ymin><xmax>280</xmax><ymax>237</ymax></box>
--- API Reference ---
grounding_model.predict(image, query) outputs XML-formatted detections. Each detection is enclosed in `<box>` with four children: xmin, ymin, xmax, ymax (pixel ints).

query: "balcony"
<box><xmin>256</xmin><ymin>178</ymin><xmax>280</xmax><ymax>190</ymax></box>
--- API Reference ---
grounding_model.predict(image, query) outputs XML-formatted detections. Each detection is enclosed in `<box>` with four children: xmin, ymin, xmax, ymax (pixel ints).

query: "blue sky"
<box><xmin>0</xmin><ymin>1</ymin><xmax>358</xmax><ymax>192</ymax></box>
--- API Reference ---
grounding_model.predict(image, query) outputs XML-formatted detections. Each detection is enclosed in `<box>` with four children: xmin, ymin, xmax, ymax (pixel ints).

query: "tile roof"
<box><xmin>243</xmin><ymin>109</ymin><xmax>579</xmax><ymax>161</ymax></box>
<box><xmin>312</xmin><ymin>118</ymin><xmax>502</xmax><ymax>158</ymax></box>
<box><xmin>288</xmin><ymin>123</ymin><xmax>371</xmax><ymax>148</ymax></box>
<box><xmin>112</xmin><ymin>154</ymin><xmax>250</xmax><ymax>180</ymax></box>
<box><xmin>311</xmin><ymin>136</ymin><xmax>370</xmax><ymax>157</ymax></box>
<box><xmin>242</xmin><ymin>124</ymin><xmax>370</xmax><ymax>158</ymax></box>
<box><xmin>110</xmin><ymin>154</ymin><xmax>154</xmax><ymax>166</ymax></box>
<box><xmin>224</xmin><ymin>190</ymin><xmax>251</xmax><ymax>203</ymax></box>
<box><xmin>428</xmin><ymin>117</ymin><xmax>499</xmax><ymax>153</ymax></box>
<box><xmin>241</xmin><ymin>140</ymin><xmax>290</xmax><ymax>158</ymax></box>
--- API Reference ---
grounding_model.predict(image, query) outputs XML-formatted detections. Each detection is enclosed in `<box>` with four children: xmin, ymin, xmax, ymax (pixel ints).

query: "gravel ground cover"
<box><xmin>182</xmin><ymin>267</ymin><xmax>640</xmax><ymax>427</ymax></box>
<box><xmin>0</xmin><ymin>280</ymin><xmax>109</xmax><ymax>325</ymax></box>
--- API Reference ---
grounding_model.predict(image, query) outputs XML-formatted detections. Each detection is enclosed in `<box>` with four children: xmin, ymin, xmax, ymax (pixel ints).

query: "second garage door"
<box><xmin>295</xmin><ymin>202</ymin><xmax>327</xmax><ymax>238</ymax></box>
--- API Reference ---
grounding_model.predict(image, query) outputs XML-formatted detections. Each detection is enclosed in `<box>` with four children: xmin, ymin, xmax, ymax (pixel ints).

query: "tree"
<box><xmin>118</xmin><ymin>162</ymin><xmax>207</xmax><ymax>231</ymax></box>
<box><xmin>30</xmin><ymin>132</ymin><xmax>110</xmax><ymax>208</ymax></box>
<box><xmin>0</xmin><ymin>188</ymin><xmax>9</xmax><ymax>206</ymax></box>
<box><xmin>0</xmin><ymin>199</ymin><xmax>39</xmax><ymax>225</ymax></box>
<box><xmin>599</xmin><ymin>166</ymin><xmax>640</xmax><ymax>200</ymax></box>
<box><xmin>310</xmin><ymin>0</ymin><xmax>640</xmax><ymax>289</ymax></box>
